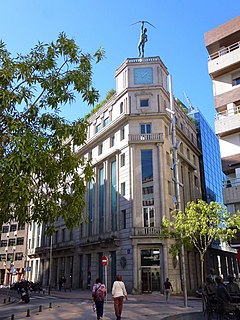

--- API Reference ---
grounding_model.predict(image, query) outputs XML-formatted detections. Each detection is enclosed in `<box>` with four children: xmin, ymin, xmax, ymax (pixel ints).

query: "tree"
<box><xmin>159</xmin><ymin>200</ymin><xmax>240</xmax><ymax>286</ymax></box>
<box><xmin>0</xmin><ymin>32</ymin><xmax>105</xmax><ymax>232</ymax></box>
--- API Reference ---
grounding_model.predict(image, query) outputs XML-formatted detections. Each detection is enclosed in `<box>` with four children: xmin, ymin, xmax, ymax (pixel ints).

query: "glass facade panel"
<box><xmin>88</xmin><ymin>180</ymin><xmax>93</xmax><ymax>236</ymax></box>
<box><xmin>111</xmin><ymin>160</ymin><xmax>117</xmax><ymax>231</ymax></box>
<box><xmin>141</xmin><ymin>150</ymin><xmax>154</xmax><ymax>206</ymax></box>
<box><xmin>99</xmin><ymin>167</ymin><xmax>104</xmax><ymax>233</ymax></box>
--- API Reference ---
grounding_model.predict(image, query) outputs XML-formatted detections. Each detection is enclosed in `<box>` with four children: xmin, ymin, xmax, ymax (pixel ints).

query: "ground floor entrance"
<box><xmin>141</xmin><ymin>249</ymin><xmax>161</xmax><ymax>293</ymax></box>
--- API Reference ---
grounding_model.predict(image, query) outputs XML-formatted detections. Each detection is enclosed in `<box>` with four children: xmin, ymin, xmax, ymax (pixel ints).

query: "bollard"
<box><xmin>39</xmin><ymin>305</ymin><xmax>42</xmax><ymax>312</ymax></box>
<box><xmin>49</xmin><ymin>302</ymin><xmax>52</xmax><ymax>308</ymax></box>
<box><xmin>26</xmin><ymin>309</ymin><xmax>30</xmax><ymax>317</ymax></box>
<box><xmin>3</xmin><ymin>298</ymin><xmax>6</xmax><ymax>303</ymax></box>
<box><xmin>8</xmin><ymin>297</ymin><xmax>11</xmax><ymax>302</ymax></box>
<box><xmin>11</xmin><ymin>314</ymin><xmax>15</xmax><ymax>320</ymax></box>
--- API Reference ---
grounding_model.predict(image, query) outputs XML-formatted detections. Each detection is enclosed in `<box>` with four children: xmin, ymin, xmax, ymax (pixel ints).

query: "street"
<box><xmin>0</xmin><ymin>289</ymin><xmax>204</xmax><ymax>320</ymax></box>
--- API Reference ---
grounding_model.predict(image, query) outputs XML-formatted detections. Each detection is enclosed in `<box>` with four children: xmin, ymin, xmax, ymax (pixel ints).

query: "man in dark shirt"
<box><xmin>164</xmin><ymin>278</ymin><xmax>173</xmax><ymax>302</ymax></box>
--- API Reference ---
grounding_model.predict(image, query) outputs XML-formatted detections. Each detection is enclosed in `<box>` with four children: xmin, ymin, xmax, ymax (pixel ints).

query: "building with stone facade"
<box><xmin>35</xmin><ymin>56</ymin><xmax>203</xmax><ymax>294</ymax></box>
<box><xmin>0</xmin><ymin>222</ymin><xmax>27</xmax><ymax>285</ymax></box>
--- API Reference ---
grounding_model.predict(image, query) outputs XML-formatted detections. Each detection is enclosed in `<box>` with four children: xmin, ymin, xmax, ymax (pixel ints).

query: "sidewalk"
<box><xmin>8</xmin><ymin>289</ymin><xmax>204</xmax><ymax>320</ymax></box>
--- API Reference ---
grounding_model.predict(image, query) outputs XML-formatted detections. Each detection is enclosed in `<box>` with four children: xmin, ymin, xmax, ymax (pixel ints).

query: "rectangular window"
<box><xmin>1</xmin><ymin>240</ymin><xmax>7</xmax><ymax>247</ymax></box>
<box><xmin>121</xmin><ymin>210</ymin><xmax>127</xmax><ymax>229</ymax></box>
<box><xmin>18</xmin><ymin>224</ymin><xmax>25</xmax><ymax>230</ymax></box>
<box><xmin>104</xmin><ymin>117</ymin><xmax>109</xmax><ymax>126</ymax></box>
<box><xmin>15</xmin><ymin>253</ymin><xmax>23</xmax><ymax>261</ymax></box>
<box><xmin>17</xmin><ymin>238</ymin><xmax>24</xmax><ymax>245</ymax></box>
<box><xmin>233</xmin><ymin>77</ymin><xmax>240</xmax><ymax>86</ymax></box>
<box><xmin>121</xmin><ymin>182</ymin><xmax>126</xmax><ymax>196</ymax></box>
<box><xmin>0</xmin><ymin>254</ymin><xmax>6</xmax><ymax>261</ymax></box>
<box><xmin>120</xmin><ymin>102</ymin><xmax>123</xmax><ymax>113</ymax></box>
<box><xmin>96</xmin><ymin>123</ymin><xmax>102</xmax><ymax>133</ymax></box>
<box><xmin>110</xmin><ymin>135</ymin><xmax>115</xmax><ymax>147</ymax></box>
<box><xmin>10</xmin><ymin>225</ymin><xmax>17</xmax><ymax>232</ymax></box>
<box><xmin>143</xmin><ymin>207</ymin><xmax>155</xmax><ymax>227</ymax></box>
<box><xmin>166</xmin><ymin>152</ymin><xmax>171</xmax><ymax>166</ymax></box>
<box><xmin>98</xmin><ymin>144</ymin><xmax>103</xmax><ymax>155</ymax></box>
<box><xmin>120</xmin><ymin>153</ymin><xmax>125</xmax><ymax>167</ymax></box>
<box><xmin>8</xmin><ymin>239</ymin><xmax>16</xmax><ymax>246</ymax></box>
<box><xmin>140</xmin><ymin>99</ymin><xmax>149</xmax><ymax>107</ymax></box>
<box><xmin>2</xmin><ymin>226</ymin><xmax>9</xmax><ymax>233</ymax></box>
<box><xmin>120</xmin><ymin>127</ymin><xmax>125</xmax><ymax>140</ymax></box>
<box><xmin>140</xmin><ymin>123</ymin><xmax>152</xmax><ymax>134</ymax></box>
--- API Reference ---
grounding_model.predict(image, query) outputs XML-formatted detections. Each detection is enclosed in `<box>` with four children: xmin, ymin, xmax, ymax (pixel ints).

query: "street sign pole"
<box><xmin>101</xmin><ymin>256</ymin><xmax>108</xmax><ymax>303</ymax></box>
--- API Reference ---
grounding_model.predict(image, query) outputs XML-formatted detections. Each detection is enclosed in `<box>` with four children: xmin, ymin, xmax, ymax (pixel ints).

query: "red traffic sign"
<box><xmin>102</xmin><ymin>255</ymin><xmax>108</xmax><ymax>266</ymax></box>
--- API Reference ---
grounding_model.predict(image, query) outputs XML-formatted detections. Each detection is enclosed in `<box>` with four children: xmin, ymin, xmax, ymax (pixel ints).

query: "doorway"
<box><xmin>141</xmin><ymin>267</ymin><xmax>160</xmax><ymax>292</ymax></box>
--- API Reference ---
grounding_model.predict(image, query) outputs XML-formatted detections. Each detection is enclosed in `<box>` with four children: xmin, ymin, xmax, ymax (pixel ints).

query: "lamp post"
<box><xmin>168</xmin><ymin>74</ymin><xmax>188</xmax><ymax>308</ymax></box>
<box><xmin>48</xmin><ymin>235</ymin><xmax>53</xmax><ymax>295</ymax></box>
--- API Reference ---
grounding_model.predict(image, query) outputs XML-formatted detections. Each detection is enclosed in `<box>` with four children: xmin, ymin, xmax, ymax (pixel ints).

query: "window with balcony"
<box><xmin>140</xmin><ymin>123</ymin><xmax>152</xmax><ymax>134</ymax></box>
<box><xmin>143</xmin><ymin>207</ymin><xmax>155</xmax><ymax>227</ymax></box>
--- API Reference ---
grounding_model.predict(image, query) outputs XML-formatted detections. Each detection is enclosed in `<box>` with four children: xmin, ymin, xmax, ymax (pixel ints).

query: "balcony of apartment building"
<box><xmin>215</xmin><ymin>105</ymin><xmax>240</xmax><ymax>136</ymax></box>
<box><xmin>222</xmin><ymin>177</ymin><xmax>240</xmax><ymax>205</ymax></box>
<box><xmin>131</xmin><ymin>227</ymin><xmax>161</xmax><ymax>237</ymax></box>
<box><xmin>207</xmin><ymin>41</ymin><xmax>240</xmax><ymax>77</ymax></box>
<box><xmin>128</xmin><ymin>133</ymin><xmax>164</xmax><ymax>144</ymax></box>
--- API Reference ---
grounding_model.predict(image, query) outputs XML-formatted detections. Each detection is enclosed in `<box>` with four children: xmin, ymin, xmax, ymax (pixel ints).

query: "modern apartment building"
<box><xmin>36</xmin><ymin>56</ymin><xmax>203</xmax><ymax>294</ymax></box>
<box><xmin>205</xmin><ymin>16</ymin><xmax>240</xmax><ymax>249</ymax></box>
<box><xmin>188</xmin><ymin>108</ymin><xmax>238</xmax><ymax>277</ymax></box>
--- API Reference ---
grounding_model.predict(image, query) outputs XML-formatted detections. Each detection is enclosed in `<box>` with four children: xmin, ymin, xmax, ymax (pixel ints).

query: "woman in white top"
<box><xmin>111</xmin><ymin>275</ymin><xmax>127</xmax><ymax>320</ymax></box>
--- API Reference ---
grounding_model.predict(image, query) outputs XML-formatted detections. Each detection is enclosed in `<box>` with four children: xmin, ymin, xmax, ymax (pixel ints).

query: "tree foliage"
<box><xmin>160</xmin><ymin>200</ymin><xmax>240</xmax><ymax>284</ymax></box>
<box><xmin>0</xmin><ymin>32</ymin><xmax>105</xmax><ymax>231</ymax></box>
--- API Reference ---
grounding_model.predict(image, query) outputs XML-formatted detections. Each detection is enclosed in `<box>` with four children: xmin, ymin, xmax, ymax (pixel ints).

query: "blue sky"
<box><xmin>1</xmin><ymin>1</ymin><xmax>238</xmax><ymax>128</ymax></box>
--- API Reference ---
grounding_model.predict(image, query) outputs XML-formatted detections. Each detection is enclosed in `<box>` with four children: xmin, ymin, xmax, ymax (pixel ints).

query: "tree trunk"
<box><xmin>200</xmin><ymin>253</ymin><xmax>205</xmax><ymax>288</ymax></box>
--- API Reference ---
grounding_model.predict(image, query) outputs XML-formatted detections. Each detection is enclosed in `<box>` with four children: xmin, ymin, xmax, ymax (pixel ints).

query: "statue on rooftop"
<box><xmin>131</xmin><ymin>20</ymin><xmax>156</xmax><ymax>58</ymax></box>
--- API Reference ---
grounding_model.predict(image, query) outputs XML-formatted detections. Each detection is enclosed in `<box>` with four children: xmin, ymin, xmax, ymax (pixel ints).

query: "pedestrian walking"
<box><xmin>112</xmin><ymin>274</ymin><xmax>128</xmax><ymax>320</ymax></box>
<box><xmin>164</xmin><ymin>278</ymin><xmax>173</xmax><ymax>302</ymax></box>
<box><xmin>92</xmin><ymin>278</ymin><xmax>106</xmax><ymax>320</ymax></box>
